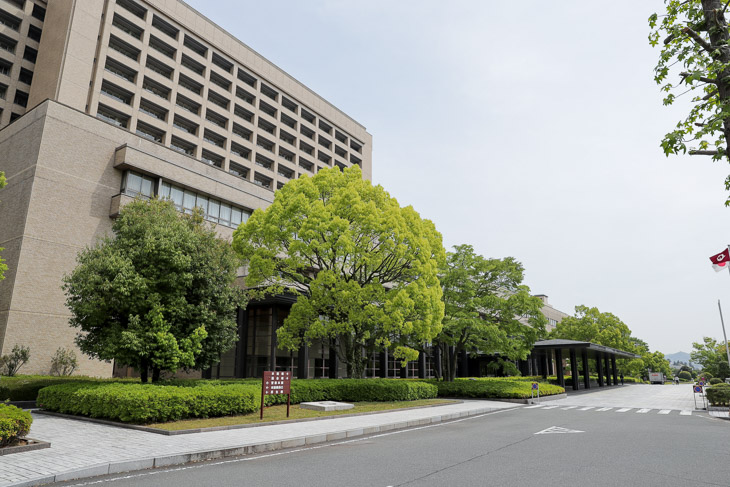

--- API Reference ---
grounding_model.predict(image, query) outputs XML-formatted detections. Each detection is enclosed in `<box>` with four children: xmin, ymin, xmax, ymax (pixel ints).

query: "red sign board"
<box><xmin>261</xmin><ymin>371</ymin><xmax>292</xmax><ymax>419</ymax></box>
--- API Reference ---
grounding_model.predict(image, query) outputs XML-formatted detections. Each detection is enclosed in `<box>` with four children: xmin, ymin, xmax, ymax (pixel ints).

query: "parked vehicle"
<box><xmin>649</xmin><ymin>372</ymin><xmax>665</xmax><ymax>384</ymax></box>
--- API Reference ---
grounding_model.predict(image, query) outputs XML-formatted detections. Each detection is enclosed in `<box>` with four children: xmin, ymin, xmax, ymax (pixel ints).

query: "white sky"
<box><xmin>186</xmin><ymin>0</ymin><xmax>730</xmax><ymax>355</ymax></box>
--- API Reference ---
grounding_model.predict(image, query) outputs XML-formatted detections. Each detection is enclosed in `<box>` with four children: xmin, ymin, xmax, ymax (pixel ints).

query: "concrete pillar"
<box><xmin>612</xmin><ymin>355</ymin><xmax>618</xmax><ymax>384</ymax></box>
<box><xmin>400</xmin><ymin>364</ymin><xmax>408</xmax><ymax>378</ymax></box>
<box><xmin>569</xmin><ymin>348</ymin><xmax>579</xmax><ymax>391</ymax></box>
<box><xmin>269</xmin><ymin>307</ymin><xmax>278</xmax><ymax>371</ymax></box>
<box><xmin>555</xmin><ymin>349</ymin><xmax>565</xmax><ymax>388</ymax></box>
<box><xmin>433</xmin><ymin>346</ymin><xmax>442</xmax><ymax>379</ymax></box>
<box><xmin>541</xmin><ymin>353</ymin><xmax>549</xmax><ymax>379</ymax></box>
<box><xmin>379</xmin><ymin>350</ymin><xmax>388</xmax><ymax>378</ymax></box>
<box><xmin>597</xmin><ymin>353</ymin><xmax>605</xmax><ymax>387</ymax></box>
<box><xmin>329</xmin><ymin>341</ymin><xmax>339</xmax><ymax>379</ymax></box>
<box><xmin>235</xmin><ymin>308</ymin><xmax>248</xmax><ymax>378</ymax></box>
<box><xmin>418</xmin><ymin>351</ymin><xmax>426</xmax><ymax>379</ymax></box>
<box><xmin>581</xmin><ymin>349</ymin><xmax>591</xmax><ymax>389</ymax></box>
<box><xmin>604</xmin><ymin>355</ymin><xmax>612</xmax><ymax>386</ymax></box>
<box><xmin>297</xmin><ymin>344</ymin><xmax>309</xmax><ymax>379</ymax></box>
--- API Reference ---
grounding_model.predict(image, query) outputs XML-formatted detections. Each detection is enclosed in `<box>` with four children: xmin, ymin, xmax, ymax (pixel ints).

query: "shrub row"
<box><xmin>707</xmin><ymin>383</ymin><xmax>730</xmax><ymax>407</ymax></box>
<box><xmin>38</xmin><ymin>379</ymin><xmax>439</xmax><ymax>424</ymax></box>
<box><xmin>0</xmin><ymin>404</ymin><xmax>32</xmax><ymax>447</ymax></box>
<box><xmin>424</xmin><ymin>378</ymin><xmax>564</xmax><ymax>399</ymax></box>
<box><xmin>0</xmin><ymin>375</ymin><xmax>132</xmax><ymax>401</ymax></box>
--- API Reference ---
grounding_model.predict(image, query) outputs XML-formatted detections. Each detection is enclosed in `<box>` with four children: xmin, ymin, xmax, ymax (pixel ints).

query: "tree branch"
<box><xmin>682</xmin><ymin>27</ymin><xmax>714</xmax><ymax>54</ymax></box>
<box><xmin>689</xmin><ymin>150</ymin><xmax>719</xmax><ymax>155</ymax></box>
<box><xmin>680</xmin><ymin>72</ymin><xmax>718</xmax><ymax>85</ymax></box>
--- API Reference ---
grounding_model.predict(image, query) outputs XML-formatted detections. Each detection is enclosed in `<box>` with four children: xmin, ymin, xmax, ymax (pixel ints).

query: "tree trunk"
<box><xmin>448</xmin><ymin>345</ymin><xmax>458</xmax><ymax>382</ymax></box>
<box><xmin>139</xmin><ymin>359</ymin><xmax>149</xmax><ymax>383</ymax></box>
<box><xmin>151</xmin><ymin>367</ymin><xmax>161</xmax><ymax>383</ymax></box>
<box><xmin>702</xmin><ymin>1</ymin><xmax>730</xmax><ymax>154</ymax></box>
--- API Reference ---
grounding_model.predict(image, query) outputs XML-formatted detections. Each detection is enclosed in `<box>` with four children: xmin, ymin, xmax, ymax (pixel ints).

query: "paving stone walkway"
<box><xmin>0</xmin><ymin>400</ymin><xmax>515</xmax><ymax>487</ymax></box>
<box><xmin>547</xmin><ymin>383</ymin><xmax>698</xmax><ymax>411</ymax></box>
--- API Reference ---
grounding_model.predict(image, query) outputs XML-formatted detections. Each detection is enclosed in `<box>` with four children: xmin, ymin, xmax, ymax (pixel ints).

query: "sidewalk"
<box><xmin>1</xmin><ymin>400</ymin><xmax>516</xmax><ymax>487</ymax></box>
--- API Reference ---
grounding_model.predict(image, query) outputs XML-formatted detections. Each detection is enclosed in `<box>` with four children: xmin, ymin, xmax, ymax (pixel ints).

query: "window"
<box><xmin>255</xmin><ymin>153</ymin><xmax>273</xmax><ymax>170</ymax></box>
<box><xmin>317</xmin><ymin>151</ymin><xmax>331</xmax><ymax>165</ymax></box>
<box><xmin>122</xmin><ymin>170</ymin><xmax>155</xmax><ymax>198</ymax></box>
<box><xmin>138</xmin><ymin>98</ymin><xmax>167</xmax><ymax>120</ymax></box>
<box><xmin>0</xmin><ymin>34</ymin><xmax>16</xmax><ymax>54</ymax></box>
<box><xmin>229</xmin><ymin>161</ymin><xmax>249</xmax><ymax>179</ymax></box>
<box><xmin>299</xmin><ymin>141</ymin><xmax>314</xmax><ymax>156</ymax></box>
<box><xmin>282</xmin><ymin>97</ymin><xmax>298</xmax><ymax>114</ymax></box>
<box><xmin>149</xmin><ymin>35</ymin><xmax>176</xmax><ymax>59</ymax></box>
<box><xmin>318</xmin><ymin>120</ymin><xmax>332</xmax><ymax>134</ymax></box>
<box><xmin>112</xmin><ymin>13</ymin><xmax>143</xmax><ymax>40</ymax></box>
<box><xmin>170</xmin><ymin>135</ymin><xmax>195</xmax><ymax>155</ymax></box>
<box><xmin>152</xmin><ymin>14</ymin><xmax>178</xmax><ymax>39</ymax></box>
<box><xmin>350</xmin><ymin>140</ymin><xmax>363</xmax><ymax>153</ymax></box>
<box><xmin>237</xmin><ymin>69</ymin><xmax>257</xmax><ymax>88</ymax></box>
<box><xmin>299</xmin><ymin>158</ymin><xmax>313</xmax><ymax>172</ymax></box>
<box><xmin>117</xmin><ymin>0</ymin><xmax>146</xmax><ymax>20</ymax></box>
<box><xmin>0</xmin><ymin>83</ymin><xmax>6</xmax><ymax>100</ymax></box>
<box><xmin>335</xmin><ymin>131</ymin><xmax>348</xmax><ymax>144</ymax></box>
<box><xmin>205</xmin><ymin>109</ymin><xmax>228</xmax><ymax>129</ymax></box>
<box><xmin>232</xmin><ymin>122</ymin><xmax>252</xmax><ymax>141</ymax></box>
<box><xmin>281</xmin><ymin>113</ymin><xmax>297</xmax><ymax>129</ymax></box>
<box><xmin>201</xmin><ymin>149</ymin><xmax>223</xmax><ymax>168</ymax></box>
<box><xmin>279</xmin><ymin>130</ymin><xmax>295</xmax><ymax>146</ymax></box>
<box><xmin>210</xmin><ymin>71</ymin><xmax>231</xmax><ymax>91</ymax></box>
<box><xmin>13</xmin><ymin>90</ymin><xmax>27</xmax><ymax>107</ymax></box>
<box><xmin>181</xmin><ymin>54</ymin><xmax>205</xmax><ymax>76</ymax></box>
<box><xmin>260</xmin><ymin>83</ymin><xmax>278</xmax><ymax>101</ymax></box>
<box><xmin>178</xmin><ymin>73</ymin><xmax>202</xmax><ymax>95</ymax></box>
<box><xmin>278</xmin><ymin>164</ymin><xmax>294</xmax><ymax>179</ymax></box>
<box><xmin>230</xmin><ymin>141</ymin><xmax>251</xmax><ymax>160</ymax></box>
<box><xmin>253</xmin><ymin>172</ymin><xmax>272</xmax><ymax>189</ymax></box>
<box><xmin>27</xmin><ymin>25</ymin><xmax>42</xmax><ymax>43</ymax></box>
<box><xmin>173</xmin><ymin>114</ymin><xmax>198</xmax><ymax>134</ymax></box>
<box><xmin>335</xmin><ymin>161</ymin><xmax>347</xmax><ymax>171</ymax></box>
<box><xmin>0</xmin><ymin>60</ymin><xmax>11</xmax><ymax>77</ymax></box>
<box><xmin>335</xmin><ymin>145</ymin><xmax>347</xmax><ymax>158</ymax></box>
<box><xmin>236</xmin><ymin>86</ymin><xmax>255</xmax><ymax>105</ymax></box>
<box><xmin>183</xmin><ymin>34</ymin><xmax>207</xmax><ymax>57</ymax></box>
<box><xmin>101</xmin><ymin>80</ymin><xmax>133</xmax><ymax>105</ymax></box>
<box><xmin>258</xmin><ymin>118</ymin><xmax>276</xmax><ymax>135</ymax></box>
<box><xmin>0</xmin><ymin>10</ymin><xmax>21</xmax><ymax>31</ymax></box>
<box><xmin>318</xmin><ymin>135</ymin><xmax>331</xmax><ymax>149</ymax></box>
<box><xmin>159</xmin><ymin>181</ymin><xmax>250</xmax><ymax>228</ymax></box>
<box><xmin>108</xmin><ymin>35</ymin><xmax>140</xmax><ymax>61</ymax></box>
<box><xmin>259</xmin><ymin>100</ymin><xmax>276</xmax><ymax>118</ymax></box>
<box><xmin>105</xmin><ymin>57</ymin><xmax>137</xmax><ymax>82</ymax></box>
<box><xmin>278</xmin><ymin>147</ymin><xmax>294</xmax><ymax>162</ymax></box>
<box><xmin>31</xmin><ymin>3</ymin><xmax>45</xmax><ymax>21</ymax></box>
<box><xmin>301</xmin><ymin>109</ymin><xmax>315</xmax><ymax>124</ymax></box>
<box><xmin>23</xmin><ymin>46</ymin><xmax>38</xmax><ymax>63</ymax></box>
<box><xmin>136</xmin><ymin>120</ymin><xmax>165</xmax><ymax>142</ymax></box>
<box><xmin>203</xmin><ymin>128</ymin><xmax>225</xmax><ymax>148</ymax></box>
<box><xmin>175</xmin><ymin>94</ymin><xmax>200</xmax><ymax>115</ymax></box>
<box><xmin>212</xmin><ymin>52</ymin><xmax>233</xmax><ymax>73</ymax></box>
<box><xmin>142</xmin><ymin>76</ymin><xmax>170</xmax><ymax>100</ymax></box>
<box><xmin>350</xmin><ymin>154</ymin><xmax>362</xmax><ymax>166</ymax></box>
<box><xmin>145</xmin><ymin>56</ymin><xmax>173</xmax><ymax>79</ymax></box>
<box><xmin>207</xmin><ymin>90</ymin><xmax>229</xmax><ymax>110</ymax></box>
<box><xmin>96</xmin><ymin>104</ymin><xmax>130</xmax><ymax>127</ymax></box>
<box><xmin>300</xmin><ymin>125</ymin><xmax>314</xmax><ymax>140</ymax></box>
<box><xmin>18</xmin><ymin>68</ymin><xmax>32</xmax><ymax>85</ymax></box>
<box><xmin>9</xmin><ymin>112</ymin><xmax>20</xmax><ymax>122</ymax></box>
<box><xmin>234</xmin><ymin>104</ymin><xmax>254</xmax><ymax>123</ymax></box>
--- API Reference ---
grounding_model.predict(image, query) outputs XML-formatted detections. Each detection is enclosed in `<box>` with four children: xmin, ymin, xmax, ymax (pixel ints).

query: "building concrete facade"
<box><xmin>0</xmin><ymin>0</ymin><xmax>371</xmax><ymax>376</ymax></box>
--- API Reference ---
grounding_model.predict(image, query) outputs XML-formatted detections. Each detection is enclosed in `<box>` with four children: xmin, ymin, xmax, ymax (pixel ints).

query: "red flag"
<box><xmin>710</xmin><ymin>248</ymin><xmax>730</xmax><ymax>272</ymax></box>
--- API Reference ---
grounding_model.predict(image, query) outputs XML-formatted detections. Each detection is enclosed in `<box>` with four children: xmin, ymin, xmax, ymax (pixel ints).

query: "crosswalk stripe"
<box><xmin>636</xmin><ymin>408</ymin><xmax>651</xmax><ymax>413</ymax></box>
<box><xmin>616</xmin><ymin>408</ymin><xmax>631</xmax><ymax>413</ymax></box>
<box><xmin>596</xmin><ymin>407</ymin><xmax>613</xmax><ymax>412</ymax></box>
<box><xmin>679</xmin><ymin>410</ymin><xmax>692</xmax><ymax>416</ymax></box>
<box><xmin>541</xmin><ymin>406</ymin><xmax>559</xmax><ymax>410</ymax></box>
<box><xmin>561</xmin><ymin>406</ymin><xmax>577</xmax><ymax>410</ymax></box>
<box><xmin>524</xmin><ymin>405</ymin><xmax>544</xmax><ymax>409</ymax></box>
<box><xmin>658</xmin><ymin>409</ymin><xmax>671</xmax><ymax>415</ymax></box>
<box><xmin>578</xmin><ymin>407</ymin><xmax>595</xmax><ymax>411</ymax></box>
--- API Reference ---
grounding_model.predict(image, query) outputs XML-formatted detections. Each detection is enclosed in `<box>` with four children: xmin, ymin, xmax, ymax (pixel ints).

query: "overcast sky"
<box><xmin>186</xmin><ymin>0</ymin><xmax>730</xmax><ymax>355</ymax></box>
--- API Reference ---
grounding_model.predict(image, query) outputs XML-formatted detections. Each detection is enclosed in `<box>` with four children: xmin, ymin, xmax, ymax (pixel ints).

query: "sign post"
<box><xmin>261</xmin><ymin>370</ymin><xmax>291</xmax><ymax>420</ymax></box>
<box><xmin>693</xmin><ymin>384</ymin><xmax>706</xmax><ymax>410</ymax></box>
<box><xmin>531</xmin><ymin>382</ymin><xmax>540</xmax><ymax>403</ymax></box>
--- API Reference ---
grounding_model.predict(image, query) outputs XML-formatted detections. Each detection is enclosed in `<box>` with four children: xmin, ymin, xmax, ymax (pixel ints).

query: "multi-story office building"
<box><xmin>0</xmin><ymin>0</ymin><xmax>372</xmax><ymax>377</ymax></box>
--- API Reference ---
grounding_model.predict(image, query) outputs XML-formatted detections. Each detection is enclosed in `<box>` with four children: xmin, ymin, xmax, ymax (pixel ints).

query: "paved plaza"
<box><xmin>548</xmin><ymin>383</ymin><xmax>699</xmax><ymax>411</ymax></box>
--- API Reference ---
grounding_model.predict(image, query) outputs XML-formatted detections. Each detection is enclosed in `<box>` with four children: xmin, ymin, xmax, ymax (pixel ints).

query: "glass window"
<box><xmin>170</xmin><ymin>186</ymin><xmax>184</xmax><ymax>208</ymax></box>
<box><xmin>140</xmin><ymin>176</ymin><xmax>153</xmax><ymax>197</ymax></box>
<box><xmin>231</xmin><ymin>208</ymin><xmax>242</xmax><ymax>227</ymax></box>
<box><xmin>195</xmin><ymin>194</ymin><xmax>208</xmax><ymax>214</ymax></box>
<box><xmin>183</xmin><ymin>190</ymin><xmax>196</xmax><ymax>214</ymax></box>
<box><xmin>208</xmin><ymin>199</ymin><xmax>220</xmax><ymax>222</ymax></box>
<box><xmin>126</xmin><ymin>172</ymin><xmax>142</xmax><ymax>194</ymax></box>
<box><xmin>160</xmin><ymin>181</ymin><xmax>171</xmax><ymax>198</ymax></box>
<box><xmin>219</xmin><ymin>203</ymin><xmax>231</xmax><ymax>225</ymax></box>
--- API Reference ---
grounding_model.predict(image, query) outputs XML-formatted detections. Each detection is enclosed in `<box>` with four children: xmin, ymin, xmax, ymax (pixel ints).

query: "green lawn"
<box><xmin>147</xmin><ymin>399</ymin><xmax>456</xmax><ymax>431</ymax></box>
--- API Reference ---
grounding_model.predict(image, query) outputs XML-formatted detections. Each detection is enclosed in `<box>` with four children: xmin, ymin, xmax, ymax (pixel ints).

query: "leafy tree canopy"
<box><xmin>232</xmin><ymin>166</ymin><xmax>445</xmax><ymax>378</ymax></box>
<box><xmin>691</xmin><ymin>336</ymin><xmax>730</xmax><ymax>379</ymax></box>
<box><xmin>650</xmin><ymin>0</ymin><xmax>730</xmax><ymax>203</ymax></box>
<box><xmin>63</xmin><ymin>198</ymin><xmax>244</xmax><ymax>382</ymax></box>
<box><xmin>436</xmin><ymin>244</ymin><xmax>546</xmax><ymax>381</ymax></box>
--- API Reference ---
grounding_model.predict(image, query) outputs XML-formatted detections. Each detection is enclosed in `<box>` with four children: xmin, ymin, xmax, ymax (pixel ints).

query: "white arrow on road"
<box><xmin>534</xmin><ymin>426</ymin><xmax>585</xmax><ymax>435</ymax></box>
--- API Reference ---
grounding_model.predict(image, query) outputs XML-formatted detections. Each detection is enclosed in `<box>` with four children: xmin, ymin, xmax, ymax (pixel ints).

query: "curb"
<box><xmin>9</xmin><ymin>405</ymin><xmax>514</xmax><ymax>487</ymax></box>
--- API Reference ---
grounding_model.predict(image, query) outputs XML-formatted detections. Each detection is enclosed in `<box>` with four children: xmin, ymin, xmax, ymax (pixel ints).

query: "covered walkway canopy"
<box><xmin>528</xmin><ymin>339</ymin><xmax>641</xmax><ymax>391</ymax></box>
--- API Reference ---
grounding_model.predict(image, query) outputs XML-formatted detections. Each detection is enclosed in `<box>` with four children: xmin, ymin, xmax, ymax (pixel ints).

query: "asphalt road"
<box><xmin>54</xmin><ymin>406</ymin><xmax>730</xmax><ymax>487</ymax></box>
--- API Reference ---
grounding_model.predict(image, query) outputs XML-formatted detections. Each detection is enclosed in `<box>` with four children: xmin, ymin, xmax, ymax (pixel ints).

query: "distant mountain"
<box><xmin>665</xmin><ymin>351</ymin><xmax>693</xmax><ymax>366</ymax></box>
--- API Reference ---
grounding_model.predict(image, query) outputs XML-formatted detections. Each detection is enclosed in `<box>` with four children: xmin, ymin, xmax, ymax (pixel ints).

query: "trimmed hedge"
<box><xmin>425</xmin><ymin>378</ymin><xmax>564</xmax><ymax>399</ymax></box>
<box><xmin>0</xmin><ymin>375</ymin><xmax>132</xmax><ymax>401</ymax></box>
<box><xmin>0</xmin><ymin>404</ymin><xmax>32</xmax><ymax>447</ymax></box>
<box><xmin>707</xmin><ymin>383</ymin><xmax>730</xmax><ymax>407</ymax></box>
<box><xmin>709</xmin><ymin>378</ymin><xmax>723</xmax><ymax>385</ymax></box>
<box><xmin>37</xmin><ymin>379</ymin><xmax>438</xmax><ymax>424</ymax></box>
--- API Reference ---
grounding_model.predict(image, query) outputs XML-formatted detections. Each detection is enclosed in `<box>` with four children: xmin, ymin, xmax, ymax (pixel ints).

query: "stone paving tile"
<box><xmin>547</xmin><ymin>384</ymin><xmax>698</xmax><ymax>410</ymax></box>
<box><xmin>0</xmin><ymin>400</ymin><xmax>514</xmax><ymax>487</ymax></box>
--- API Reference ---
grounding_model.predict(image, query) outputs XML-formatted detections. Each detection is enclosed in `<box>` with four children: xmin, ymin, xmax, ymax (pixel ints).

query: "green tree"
<box><xmin>232</xmin><ymin>166</ymin><xmax>445</xmax><ymax>378</ymax></box>
<box><xmin>691</xmin><ymin>336</ymin><xmax>730</xmax><ymax>379</ymax></box>
<box><xmin>649</xmin><ymin>1</ymin><xmax>730</xmax><ymax>203</ymax></box>
<box><xmin>641</xmin><ymin>350</ymin><xmax>672</xmax><ymax>378</ymax></box>
<box><xmin>63</xmin><ymin>198</ymin><xmax>244</xmax><ymax>382</ymax></box>
<box><xmin>436</xmin><ymin>244</ymin><xmax>546</xmax><ymax>381</ymax></box>
<box><xmin>0</xmin><ymin>170</ymin><xmax>7</xmax><ymax>280</ymax></box>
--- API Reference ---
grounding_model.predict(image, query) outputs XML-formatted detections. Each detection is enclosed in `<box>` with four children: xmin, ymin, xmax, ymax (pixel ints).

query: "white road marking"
<box><xmin>616</xmin><ymin>408</ymin><xmax>631</xmax><ymax>413</ymax></box>
<box><xmin>541</xmin><ymin>406</ymin><xmax>559</xmax><ymax>410</ymax></box>
<box><xmin>524</xmin><ymin>404</ymin><xmax>544</xmax><ymax>409</ymax></box>
<box><xmin>561</xmin><ymin>406</ymin><xmax>577</xmax><ymax>410</ymax></box>
<box><xmin>595</xmin><ymin>407</ymin><xmax>613</xmax><ymax>412</ymax></box>
<box><xmin>636</xmin><ymin>408</ymin><xmax>651</xmax><ymax>414</ymax></box>
<box><xmin>578</xmin><ymin>407</ymin><xmax>595</xmax><ymax>411</ymax></box>
<box><xmin>679</xmin><ymin>410</ymin><xmax>692</xmax><ymax>416</ymax></box>
<box><xmin>535</xmin><ymin>426</ymin><xmax>584</xmax><ymax>435</ymax></box>
<box><xmin>658</xmin><ymin>409</ymin><xmax>672</xmax><ymax>415</ymax></box>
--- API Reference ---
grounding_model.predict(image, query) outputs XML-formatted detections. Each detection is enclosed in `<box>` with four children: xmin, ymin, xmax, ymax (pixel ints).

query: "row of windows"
<box><xmin>121</xmin><ymin>171</ymin><xmax>251</xmax><ymax>229</ymax></box>
<box><xmin>109</xmin><ymin>0</ymin><xmax>365</xmax><ymax>153</ymax></box>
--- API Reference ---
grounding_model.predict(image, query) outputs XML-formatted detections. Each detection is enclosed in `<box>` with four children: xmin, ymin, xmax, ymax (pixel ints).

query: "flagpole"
<box><xmin>718</xmin><ymin>300</ymin><xmax>730</xmax><ymax>375</ymax></box>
